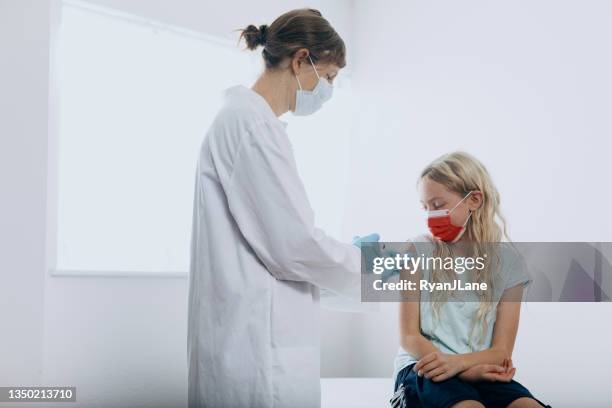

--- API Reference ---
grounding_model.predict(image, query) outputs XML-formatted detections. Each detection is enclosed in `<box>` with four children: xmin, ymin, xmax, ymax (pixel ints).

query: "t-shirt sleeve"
<box><xmin>406</xmin><ymin>235</ymin><xmax>434</xmax><ymax>281</ymax></box>
<box><xmin>503</xmin><ymin>248</ymin><xmax>532</xmax><ymax>290</ymax></box>
<box><xmin>408</xmin><ymin>234</ymin><xmax>434</xmax><ymax>259</ymax></box>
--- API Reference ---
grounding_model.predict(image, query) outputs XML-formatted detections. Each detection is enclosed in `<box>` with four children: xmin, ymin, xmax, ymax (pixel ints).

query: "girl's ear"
<box><xmin>468</xmin><ymin>190</ymin><xmax>484</xmax><ymax>211</ymax></box>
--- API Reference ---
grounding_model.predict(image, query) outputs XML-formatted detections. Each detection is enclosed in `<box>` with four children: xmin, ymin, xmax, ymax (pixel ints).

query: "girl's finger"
<box><xmin>480</xmin><ymin>364</ymin><xmax>495</xmax><ymax>372</ymax></box>
<box><xmin>489</xmin><ymin>373</ymin><xmax>511</xmax><ymax>383</ymax></box>
<box><xmin>420</xmin><ymin>359</ymin><xmax>442</xmax><ymax>375</ymax></box>
<box><xmin>497</xmin><ymin>368</ymin><xmax>516</xmax><ymax>382</ymax></box>
<box><xmin>482</xmin><ymin>373</ymin><xmax>498</xmax><ymax>382</ymax></box>
<box><xmin>482</xmin><ymin>364</ymin><xmax>504</xmax><ymax>373</ymax></box>
<box><xmin>414</xmin><ymin>352</ymin><xmax>437</xmax><ymax>372</ymax></box>
<box><xmin>425</xmin><ymin>366</ymin><xmax>446</xmax><ymax>380</ymax></box>
<box><xmin>432</xmin><ymin>372</ymin><xmax>450</xmax><ymax>382</ymax></box>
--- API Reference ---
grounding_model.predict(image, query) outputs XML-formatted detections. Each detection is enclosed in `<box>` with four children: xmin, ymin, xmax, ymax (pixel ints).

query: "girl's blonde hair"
<box><xmin>419</xmin><ymin>151</ymin><xmax>509</xmax><ymax>349</ymax></box>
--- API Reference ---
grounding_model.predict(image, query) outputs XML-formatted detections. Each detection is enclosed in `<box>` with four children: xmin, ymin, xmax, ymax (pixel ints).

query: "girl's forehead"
<box><xmin>419</xmin><ymin>178</ymin><xmax>450</xmax><ymax>196</ymax></box>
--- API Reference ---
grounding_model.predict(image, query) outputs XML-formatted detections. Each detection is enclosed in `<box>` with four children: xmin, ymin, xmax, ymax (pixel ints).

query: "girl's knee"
<box><xmin>451</xmin><ymin>400</ymin><xmax>485</xmax><ymax>408</ymax></box>
<box><xmin>507</xmin><ymin>397</ymin><xmax>544</xmax><ymax>408</ymax></box>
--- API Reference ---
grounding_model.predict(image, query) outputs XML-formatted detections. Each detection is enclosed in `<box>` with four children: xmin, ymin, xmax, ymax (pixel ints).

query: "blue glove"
<box><xmin>352</xmin><ymin>233</ymin><xmax>399</xmax><ymax>282</ymax></box>
<box><xmin>352</xmin><ymin>233</ymin><xmax>380</xmax><ymax>248</ymax></box>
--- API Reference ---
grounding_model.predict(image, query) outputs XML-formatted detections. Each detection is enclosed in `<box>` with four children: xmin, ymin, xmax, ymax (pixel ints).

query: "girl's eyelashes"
<box><xmin>421</xmin><ymin>202</ymin><xmax>445</xmax><ymax>211</ymax></box>
<box><xmin>421</xmin><ymin>200</ymin><xmax>446</xmax><ymax>211</ymax></box>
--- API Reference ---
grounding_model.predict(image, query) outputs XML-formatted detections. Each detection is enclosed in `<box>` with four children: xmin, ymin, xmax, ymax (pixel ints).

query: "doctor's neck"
<box><xmin>252</xmin><ymin>70</ymin><xmax>294</xmax><ymax>117</ymax></box>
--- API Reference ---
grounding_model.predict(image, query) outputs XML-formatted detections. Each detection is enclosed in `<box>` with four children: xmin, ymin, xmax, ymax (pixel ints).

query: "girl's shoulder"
<box><xmin>408</xmin><ymin>233</ymin><xmax>433</xmax><ymax>244</ymax></box>
<box><xmin>496</xmin><ymin>244</ymin><xmax>531</xmax><ymax>290</ymax></box>
<box><xmin>406</xmin><ymin>234</ymin><xmax>435</xmax><ymax>257</ymax></box>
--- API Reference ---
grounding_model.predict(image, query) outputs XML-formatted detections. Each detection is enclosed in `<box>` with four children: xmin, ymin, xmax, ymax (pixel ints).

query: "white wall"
<box><xmin>0</xmin><ymin>0</ymin><xmax>52</xmax><ymax>387</ymax></box>
<box><xmin>346</xmin><ymin>1</ymin><xmax>612</xmax><ymax>406</ymax></box>
<box><xmin>84</xmin><ymin>0</ymin><xmax>353</xmax><ymax>48</ymax></box>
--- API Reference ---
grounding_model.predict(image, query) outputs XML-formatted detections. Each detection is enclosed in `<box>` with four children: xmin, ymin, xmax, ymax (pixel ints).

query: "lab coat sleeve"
<box><xmin>224</xmin><ymin>119</ymin><xmax>361</xmax><ymax>300</ymax></box>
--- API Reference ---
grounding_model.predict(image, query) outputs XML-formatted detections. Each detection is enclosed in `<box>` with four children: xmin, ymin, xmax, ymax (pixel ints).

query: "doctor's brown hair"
<box><xmin>239</xmin><ymin>8</ymin><xmax>346</xmax><ymax>69</ymax></box>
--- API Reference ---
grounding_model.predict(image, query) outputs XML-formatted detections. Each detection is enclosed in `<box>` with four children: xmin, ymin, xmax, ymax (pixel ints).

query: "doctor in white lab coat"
<box><xmin>187</xmin><ymin>8</ymin><xmax>369</xmax><ymax>408</ymax></box>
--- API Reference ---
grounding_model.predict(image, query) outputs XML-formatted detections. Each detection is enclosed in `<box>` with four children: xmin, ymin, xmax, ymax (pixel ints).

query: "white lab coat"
<box><xmin>187</xmin><ymin>85</ymin><xmax>362</xmax><ymax>408</ymax></box>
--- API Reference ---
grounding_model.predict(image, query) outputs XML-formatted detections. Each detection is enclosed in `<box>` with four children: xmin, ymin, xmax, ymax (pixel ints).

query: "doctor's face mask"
<box><xmin>293</xmin><ymin>55</ymin><xmax>333</xmax><ymax>116</ymax></box>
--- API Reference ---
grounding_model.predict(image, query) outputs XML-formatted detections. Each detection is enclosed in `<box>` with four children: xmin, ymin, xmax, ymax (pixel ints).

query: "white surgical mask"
<box><xmin>293</xmin><ymin>54</ymin><xmax>333</xmax><ymax>116</ymax></box>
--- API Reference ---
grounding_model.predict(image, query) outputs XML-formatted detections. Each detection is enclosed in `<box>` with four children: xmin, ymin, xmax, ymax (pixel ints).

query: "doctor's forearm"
<box><xmin>280</xmin><ymin>234</ymin><xmax>362</xmax><ymax>298</ymax></box>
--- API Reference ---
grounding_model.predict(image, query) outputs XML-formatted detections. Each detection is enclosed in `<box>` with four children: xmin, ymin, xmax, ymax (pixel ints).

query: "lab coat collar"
<box><xmin>225</xmin><ymin>85</ymin><xmax>288</xmax><ymax>129</ymax></box>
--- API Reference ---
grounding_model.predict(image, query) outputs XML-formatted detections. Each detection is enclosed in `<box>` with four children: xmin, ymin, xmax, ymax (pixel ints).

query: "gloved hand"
<box><xmin>352</xmin><ymin>233</ymin><xmax>399</xmax><ymax>282</ymax></box>
<box><xmin>352</xmin><ymin>233</ymin><xmax>381</xmax><ymax>248</ymax></box>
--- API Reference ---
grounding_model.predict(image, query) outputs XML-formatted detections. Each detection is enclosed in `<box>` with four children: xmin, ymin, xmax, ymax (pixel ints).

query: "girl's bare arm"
<box><xmin>398</xmin><ymin>262</ymin><xmax>439</xmax><ymax>358</ymax></box>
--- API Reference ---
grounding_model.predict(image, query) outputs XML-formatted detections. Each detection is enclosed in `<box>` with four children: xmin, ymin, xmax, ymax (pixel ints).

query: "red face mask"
<box><xmin>427</xmin><ymin>192</ymin><xmax>472</xmax><ymax>243</ymax></box>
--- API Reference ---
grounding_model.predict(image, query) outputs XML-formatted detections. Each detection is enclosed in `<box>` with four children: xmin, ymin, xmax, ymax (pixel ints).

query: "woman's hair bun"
<box><xmin>240</xmin><ymin>24</ymin><xmax>268</xmax><ymax>50</ymax></box>
<box><xmin>238</xmin><ymin>9</ymin><xmax>346</xmax><ymax>69</ymax></box>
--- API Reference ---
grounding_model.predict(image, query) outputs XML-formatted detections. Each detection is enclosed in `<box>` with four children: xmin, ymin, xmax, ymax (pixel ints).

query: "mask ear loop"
<box><xmin>448</xmin><ymin>191</ymin><xmax>474</xmax><ymax>244</ymax></box>
<box><xmin>307</xmin><ymin>54</ymin><xmax>321</xmax><ymax>79</ymax></box>
<box><xmin>462</xmin><ymin>210</ymin><xmax>473</xmax><ymax>227</ymax></box>
<box><xmin>450</xmin><ymin>209</ymin><xmax>473</xmax><ymax>243</ymax></box>
<box><xmin>451</xmin><ymin>198</ymin><xmax>474</xmax><ymax>243</ymax></box>
<box><xmin>458</xmin><ymin>192</ymin><xmax>475</xmax><ymax>239</ymax></box>
<box><xmin>449</xmin><ymin>191</ymin><xmax>473</xmax><ymax>213</ymax></box>
<box><xmin>295</xmin><ymin>53</ymin><xmax>319</xmax><ymax>91</ymax></box>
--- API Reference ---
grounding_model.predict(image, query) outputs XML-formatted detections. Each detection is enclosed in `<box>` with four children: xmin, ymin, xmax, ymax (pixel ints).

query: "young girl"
<box><xmin>391</xmin><ymin>152</ymin><xmax>549</xmax><ymax>408</ymax></box>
